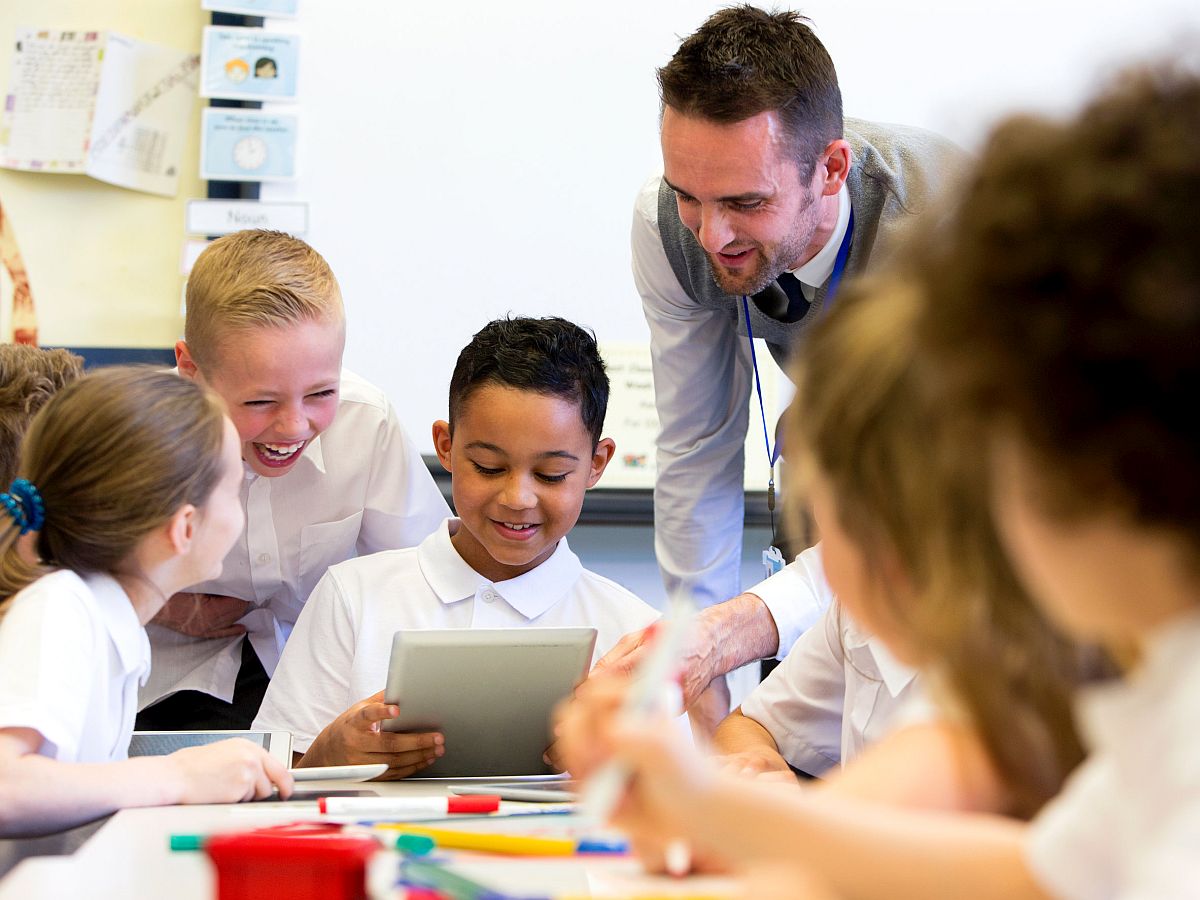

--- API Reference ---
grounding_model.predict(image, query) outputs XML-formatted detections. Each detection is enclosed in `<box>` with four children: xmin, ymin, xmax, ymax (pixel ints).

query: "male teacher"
<box><xmin>602</xmin><ymin>5</ymin><xmax>964</xmax><ymax>727</ymax></box>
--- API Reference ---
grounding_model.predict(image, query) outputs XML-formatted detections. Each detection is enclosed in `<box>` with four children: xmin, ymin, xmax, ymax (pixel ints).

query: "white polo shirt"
<box><xmin>0</xmin><ymin>569</ymin><xmax>150</xmax><ymax>762</ymax></box>
<box><xmin>1027</xmin><ymin>611</ymin><xmax>1200</xmax><ymax>898</ymax></box>
<box><xmin>739</xmin><ymin>547</ymin><xmax>920</xmax><ymax>776</ymax></box>
<box><xmin>254</xmin><ymin>518</ymin><xmax>660</xmax><ymax>751</ymax></box>
<box><xmin>140</xmin><ymin>369</ymin><xmax>450</xmax><ymax>708</ymax></box>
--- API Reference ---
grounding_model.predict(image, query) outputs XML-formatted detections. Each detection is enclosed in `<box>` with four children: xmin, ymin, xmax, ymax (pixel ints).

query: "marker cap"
<box><xmin>446</xmin><ymin>794</ymin><xmax>500</xmax><ymax>814</ymax></box>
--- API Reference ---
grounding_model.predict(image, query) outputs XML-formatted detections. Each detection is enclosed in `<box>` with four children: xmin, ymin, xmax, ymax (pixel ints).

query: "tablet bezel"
<box><xmin>381</xmin><ymin>627</ymin><xmax>597</xmax><ymax>778</ymax></box>
<box><xmin>128</xmin><ymin>730</ymin><xmax>293</xmax><ymax>767</ymax></box>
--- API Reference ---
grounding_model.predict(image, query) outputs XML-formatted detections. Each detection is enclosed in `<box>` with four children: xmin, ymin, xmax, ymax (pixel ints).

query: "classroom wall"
<box><xmin>0</xmin><ymin>1</ymin><xmax>204</xmax><ymax>348</ymax></box>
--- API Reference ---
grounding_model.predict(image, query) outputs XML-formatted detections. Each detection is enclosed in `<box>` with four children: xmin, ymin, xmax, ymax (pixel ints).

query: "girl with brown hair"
<box><xmin>0</xmin><ymin>367</ymin><xmax>292</xmax><ymax>837</ymax></box>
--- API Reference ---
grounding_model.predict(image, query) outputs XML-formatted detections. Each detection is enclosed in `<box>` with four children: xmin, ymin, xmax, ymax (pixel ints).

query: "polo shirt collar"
<box><xmin>418</xmin><ymin>518</ymin><xmax>583</xmax><ymax>620</ymax></box>
<box><xmin>85</xmin><ymin>573</ymin><xmax>152</xmax><ymax>686</ymax></box>
<box><xmin>867</xmin><ymin>637</ymin><xmax>918</xmax><ymax>698</ymax></box>
<box><xmin>1076</xmin><ymin>610</ymin><xmax>1200</xmax><ymax>754</ymax></box>
<box><xmin>842</xmin><ymin>609</ymin><xmax>917</xmax><ymax>698</ymax></box>
<box><xmin>299</xmin><ymin>433</ymin><xmax>327</xmax><ymax>474</ymax></box>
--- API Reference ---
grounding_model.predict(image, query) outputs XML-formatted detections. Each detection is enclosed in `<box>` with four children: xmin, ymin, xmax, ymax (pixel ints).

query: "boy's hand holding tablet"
<box><xmin>296</xmin><ymin>689</ymin><xmax>443</xmax><ymax>779</ymax></box>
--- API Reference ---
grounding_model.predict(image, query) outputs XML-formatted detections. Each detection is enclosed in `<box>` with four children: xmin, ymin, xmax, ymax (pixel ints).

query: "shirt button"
<box><xmin>257</xmin><ymin>553</ymin><xmax>271</xmax><ymax>564</ymax></box>
<box><xmin>482</xmin><ymin>590</ymin><xmax>496</xmax><ymax>603</ymax></box>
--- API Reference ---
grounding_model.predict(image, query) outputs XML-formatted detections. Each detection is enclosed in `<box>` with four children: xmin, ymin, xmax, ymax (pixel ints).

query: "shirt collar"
<box><xmin>840</xmin><ymin>607</ymin><xmax>918</xmax><ymax>697</ymax></box>
<box><xmin>1076</xmin><ymin>610</ymin><xmax>1200</xmax><ymax>752</ymax></box>
<box><xmin>866</xmin><ymin>637</ymin><xmax>918</xmax><ymax>697</ymax></box>
<box><xmin>786</xmin><ymin>183</ymin><xmax>850</xmax><ymax>289</ymax></box>
<box><xmin>417</xmin><ymin>518</ymin><xmax>583</xmax><ymax>620</ymax></box>
<box><xmin>84</xmin><ymin>573</ymin><xmax>152</xmax><ymax>686</ymax></box>
<box><xmin>300</xmin><ymin>432</ymin><xmax>327</xmax><ymax>474</ymax></box>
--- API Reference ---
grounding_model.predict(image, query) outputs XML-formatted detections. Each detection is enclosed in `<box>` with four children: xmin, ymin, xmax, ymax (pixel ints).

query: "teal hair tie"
<box><xmin>1</xmin><ymin>479</ymin><xmax>45</xmax><ymax>535</ymax></box>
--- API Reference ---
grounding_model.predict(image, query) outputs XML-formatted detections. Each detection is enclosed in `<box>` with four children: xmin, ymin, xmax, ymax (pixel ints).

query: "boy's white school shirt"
<box><xmin>0</xmin><ymin>569</ymin><xmax>150</xmax><ymax>762</ymax></box>
<box><xmin>737</xmin><ymin>545</ymin><xmax>922</xmax><ymax>776</ymax></box>
<box><xmin>1026</xmin><ymin>611</ymin><xmax>1200</xmax><ymax>899</ymax></box>
<box><xmin>139</xmin><ymin>369</ymin><xmax>450</xmax><ymax>709</ymax></box>
<box><xmin>252</xmin><ymin>517</ymin><xmax>661</xmax><ymax>751</ymax></box>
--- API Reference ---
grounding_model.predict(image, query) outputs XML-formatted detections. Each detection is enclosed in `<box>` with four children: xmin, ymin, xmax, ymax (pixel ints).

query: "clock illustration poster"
<box><xmin>200</xmin><ymin>108</ymin><xmax>298</xmax><ymax>181</ymax></box>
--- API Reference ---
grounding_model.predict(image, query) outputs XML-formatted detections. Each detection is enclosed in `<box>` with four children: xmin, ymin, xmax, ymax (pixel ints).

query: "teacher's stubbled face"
<box><xmin>661</xmin><ymin>106</ymin><xmax>831</xmax><ymax>297</ymax></box>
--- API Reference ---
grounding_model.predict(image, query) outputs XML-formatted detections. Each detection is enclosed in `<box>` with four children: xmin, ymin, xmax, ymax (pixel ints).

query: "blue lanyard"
<box><xmin>742</xmin><ymin>208</ymin><xmax>855</xmax><ymax>501</ymax></box>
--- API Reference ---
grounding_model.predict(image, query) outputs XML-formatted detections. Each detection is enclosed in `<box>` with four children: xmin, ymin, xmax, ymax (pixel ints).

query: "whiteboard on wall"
<box><xmin>260</xmin><ymin>0</ymin><xmax>1199</xmax><ymax>474</ymax></box>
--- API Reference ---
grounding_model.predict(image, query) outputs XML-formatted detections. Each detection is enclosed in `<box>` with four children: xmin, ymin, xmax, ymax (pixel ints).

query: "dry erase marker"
<box><xmin>318</xmin><ymin>795</ymin><xmax>500</xmax><ymax>817</ymax></box>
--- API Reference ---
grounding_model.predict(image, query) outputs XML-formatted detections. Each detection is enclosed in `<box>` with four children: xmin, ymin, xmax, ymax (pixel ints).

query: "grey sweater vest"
<box><xmin>658</xmin><ymin>117</ymin><xmax>964</xmax><ymax>369</ymax></box>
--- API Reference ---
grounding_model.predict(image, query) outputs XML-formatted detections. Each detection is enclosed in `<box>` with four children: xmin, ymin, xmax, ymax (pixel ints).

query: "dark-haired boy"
<box><xmin>254</xmin><ymin>317</ymin><xmax>659</xmax><ymax>776</ymax></box>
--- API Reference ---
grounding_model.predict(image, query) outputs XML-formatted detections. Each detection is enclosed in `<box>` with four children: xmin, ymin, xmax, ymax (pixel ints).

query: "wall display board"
<box><xmin>257</xmin><ymin>0</ymin><xmax>1198</xmax><ymax>489</ymax></box>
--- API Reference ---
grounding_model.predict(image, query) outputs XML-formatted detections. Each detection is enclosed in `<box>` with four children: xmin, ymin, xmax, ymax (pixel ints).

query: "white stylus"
<box><xmin>579</xmin><ymin>599</ymin><xmax>691</xmax><ymax>824</ymax></box>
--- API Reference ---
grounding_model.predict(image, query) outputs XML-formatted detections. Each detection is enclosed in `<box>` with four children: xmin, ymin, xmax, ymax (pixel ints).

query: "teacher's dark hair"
<box><xmin>658</xmin><ymin>4</ymin><xmax>843</xmax><ymax>177</ymax></box>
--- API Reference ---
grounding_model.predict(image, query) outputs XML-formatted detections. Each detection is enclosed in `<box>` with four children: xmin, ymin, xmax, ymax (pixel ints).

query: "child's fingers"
<box><xmin>374</xmin><ymin>730</ymin><xmax>443</xmax><ymax>756</ymax></box>
<box><xmin>591</xmin><ymin>627</ymin><xmax>650</xmax><ymax>676</ymax></box>
<box><xmin>356</xmin><ymin>701</ymin><xmax>400</xmax><ymax>727</ymax></box>
<box><xmin>377</xmin><ymin>746</ymin><xmax>445</xmax><ymax>780</ymax></box>
<box><xmin>262</xmin><ymin>749</ymin><xmax>294</xmax><ymax>799</ymax></box>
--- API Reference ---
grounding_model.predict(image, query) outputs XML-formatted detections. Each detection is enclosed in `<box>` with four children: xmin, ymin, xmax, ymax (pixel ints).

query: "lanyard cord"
<box><xmin>741</xmin><ymin>208</ymin><xmax>855</xmax><ymax>545</ymax></box>
<box><xmin>742</xmin><ymin>294</ymin><xmax>779</xmax><ymax>544</ymax></box>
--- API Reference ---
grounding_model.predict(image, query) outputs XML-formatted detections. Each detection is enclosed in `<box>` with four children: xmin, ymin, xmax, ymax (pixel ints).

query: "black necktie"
<box><xmin>776</xmin><ymin>273</ymin><xmax>811</xmax><ymax>323</ymax></box>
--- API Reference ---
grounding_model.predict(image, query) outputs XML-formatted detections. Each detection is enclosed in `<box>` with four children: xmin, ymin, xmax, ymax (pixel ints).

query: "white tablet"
<box><xmin>452</xmin><ymin>780</ymin><xmax>578</xmax><ymax>803</ymax></box>
<box><xmin>128</xmin><ymin>730</ymin><xmax>293</xmax><ymax>767</ymax></box>
<box><xmin>382</xmin><ymin>627</ymin><xmax>597</xmax><ymax>778</ymax></box>
<box><xmin>289</xmin><ymin>763</ymin><xmax>387</xmax><ymax>782</ymax></box>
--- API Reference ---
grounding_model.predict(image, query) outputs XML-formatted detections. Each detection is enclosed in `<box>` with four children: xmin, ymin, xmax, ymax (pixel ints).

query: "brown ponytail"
<box><xmin>0</xmin><ymin>367</ymin><xmax>227</xmax><ymax>617</ymax></box>
<box><xmin>789</xmin><ymin>277</ymin><xmax>1094</xmax><ymax>818</ymax></box>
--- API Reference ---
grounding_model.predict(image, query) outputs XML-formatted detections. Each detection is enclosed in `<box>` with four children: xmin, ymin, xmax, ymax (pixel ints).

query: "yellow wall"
<box><xmin>0</xmin><ymin>1</ymin><xmax>205</xmax><ymax>348</ymax></box>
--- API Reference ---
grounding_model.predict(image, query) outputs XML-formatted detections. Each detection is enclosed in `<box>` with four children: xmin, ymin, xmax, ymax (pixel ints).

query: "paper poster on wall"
<box><xmin>0</xmin><ymin>29</ymin><xmax>198</xmax><ymax>196</ymax></box>
<box><xmin>202</xmin><ymin>0</ymin><xmax>299</xmax><ymax>18</ymax></box>
<box><xmin>601</xmin><ymin>344</ymin><xmax>658</xmax><ymax>490</ymax></box>
<box><xmin>601</xmin><ymin>342</ymin><xmax>785</xmax><ymax>491</ymax></box>
<box><xmin>201</xmin><ymin>108</ymin><xmax>298</xmax><ymax>181</ymax></box>
<box><xmin>201</xmin><ymin>27</ymin><xmax>299</xmax><ymax>101</ymax></box>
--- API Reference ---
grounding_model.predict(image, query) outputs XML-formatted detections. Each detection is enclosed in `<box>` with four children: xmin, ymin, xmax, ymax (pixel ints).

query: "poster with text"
<box><xmin>0</xmin><ymin>29</ymin><xmax>197</xmax><ymax>196</ymax></box>
<box><xmin>201</xmin><ymin>26</ymin><xmax>299</xmax><ymax>101</ymax></box>
<box><xmin>201</xmin><ymin>108</ymin><xmax>298</xmax><ymax>181</ymax></box>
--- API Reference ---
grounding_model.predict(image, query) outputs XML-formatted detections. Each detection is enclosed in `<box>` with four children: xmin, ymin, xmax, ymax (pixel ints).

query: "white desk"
<box><xmin>0</xmin><ymin>780</ymin><xmax>738</xmax><ymax>898</ymax></box>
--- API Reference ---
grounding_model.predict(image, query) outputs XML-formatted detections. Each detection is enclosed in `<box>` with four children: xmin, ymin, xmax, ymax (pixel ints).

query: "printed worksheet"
<box><xmin>0</xmin><ymin>29</ymin><xmax>198</xmax><ymax>196</ymax></box>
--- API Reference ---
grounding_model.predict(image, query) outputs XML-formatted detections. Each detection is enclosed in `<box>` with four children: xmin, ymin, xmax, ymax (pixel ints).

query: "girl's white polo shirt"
<box><xmin>1026</xmin><ymin>611</ymin><xmax>1200</xmax><ymax>897</ymax></box>
<box><xmin>739</xmin><ymin>549</ymin><xmax>920</xmax><ymax>776</ymax></box>
<box><xmin>0</xmin><ymin>569</ymin><xmax>150</xmax><ymax>762</ymax></box>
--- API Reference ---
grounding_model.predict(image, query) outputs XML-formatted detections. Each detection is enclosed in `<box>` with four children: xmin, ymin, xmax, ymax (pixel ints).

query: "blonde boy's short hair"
<box><xmin>184</xmin><ymin>229</ymin><xmax>344</xmax><ymax>366</ymax></box>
